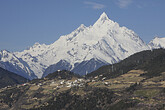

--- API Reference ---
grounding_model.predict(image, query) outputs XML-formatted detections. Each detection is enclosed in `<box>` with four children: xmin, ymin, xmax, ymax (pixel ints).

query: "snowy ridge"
<box><xmin>148</xmin><ymin>37</ymin><xmax>165</xmax><ymax>49</ymax></box>
<box><xmin>1</xmin><ymin>12</ymin><xmax>150</xmax><ymax>79</ymax></box>
<box><xmin>0</xmin><ymin>50</ymin><xmax>37</xmax><ymax>79</ymax></box>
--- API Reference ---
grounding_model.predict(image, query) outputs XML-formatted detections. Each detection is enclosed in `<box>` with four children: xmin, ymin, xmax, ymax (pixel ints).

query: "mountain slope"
<box><xmin>0</xmin><ymin>50</ymin><xmax>37</xmax><ymax>79</ymax></box>
<box><xmin>42</xmin><ymin>60</ymin><xmax>72</xmax><ymax>77</ymax></box>
<box><xmin>0</xmin><ymin>67</ymin><xmax>28</xmax><ymax>88</ymax></box>
<box><xmin>43</xmin><ymin>58</ymin><xmax>109</xmax><ymax>77</ymax></box>
<box><xmin>1</xmin><ymin>51</ymin><xmax>165</xmax><ymax>110</ymax></box>
<box><xmin>87</xmin><ymin>48</ymin><xmax>165</xmax><ymax>79</ymax></box>
<box><xmin>148</xmin><ymin>37</ymin><xmax>165</xmax><ymax>49</ymax></box>
<box><xmin>13</xmin><ymin>12</ymin><xmax>149</xmax><ymax>78</ymax></box>
<box><xmin>71</xmin><ymin>58</ymin><xmax>109</xmax><ymax>75</ymax></box>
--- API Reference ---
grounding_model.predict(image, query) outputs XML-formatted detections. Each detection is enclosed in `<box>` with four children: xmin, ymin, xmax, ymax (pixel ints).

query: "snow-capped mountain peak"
<box><xmin>69</xmin><ymin>24</ymin><xmax>86</xmax><ymax>38</ymax></box>
<box><xmin>98</xmin><ymin>12</ymin><xmax>109</xmax><ymax>21</ymax></box>
<box><xmin>0</xmin><ymin>12</ymin><xmax>150</xmax><ymax>79</ymax></box>
<box><xmin>0</xmin><ymin>50</ymin><xmax>37</xmax><ymax>79</ymax></box>
<box><xmin>148</xmin><ymin>37</ymin><xmax>165</xmax><ymax>49</ymax></box>
<box><xmin>0</xmin><ymin>50</ymin><xmax>16</xmax><ymax>62</ymax></box>
<box><xmin>77</xmin><ymin>24</ymin><xmax>86</xmax><ymax>30</ymax></box>
<box><xmin>1</xmin><ymin>50</ymin><xmax>11</xmax><ymax>56</ymax></box>
<box><xmin>32</xmin><ymin>42</ymin><xmax>42</xmax><ymax>48</ymax></box>
<box><xmin>29</xmin><ymin>42</ymin><xmax>47</xmax><ymax>50</ymax></box>
<box><xmin>94</xmin><ymin>12</ymin><xmax>117</xmax><ymax>28</ymax></box>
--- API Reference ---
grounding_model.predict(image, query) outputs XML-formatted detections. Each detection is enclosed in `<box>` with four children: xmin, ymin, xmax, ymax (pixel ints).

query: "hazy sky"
<box><xmin>0</xmin><ymin>0</ymin><xmax>165</xmax><ymax>52</ymax></box>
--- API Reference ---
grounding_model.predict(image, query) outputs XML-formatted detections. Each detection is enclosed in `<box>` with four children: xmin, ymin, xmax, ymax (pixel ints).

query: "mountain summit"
<box><xmin>95</xmin><ymin>12</ymin><xmax>109</xmax><ymax>23</ymax></box>
<box><xmin>148</xmin><ymin>37</ymin><xmax>165</xmax><ymax>49</ymax></box>
<box><xmin>1</xmin><ymin>12</ymin><xmax>149</xmax><ymax>79</ymax></box>
<box><xmin>94</xmin><ymin>12</ymin><xmax>116</xmax><ymax>27</ymax></box>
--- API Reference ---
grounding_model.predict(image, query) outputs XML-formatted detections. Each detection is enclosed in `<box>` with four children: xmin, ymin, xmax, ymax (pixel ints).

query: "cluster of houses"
<box><xmin>27</xmin><ymin>78</ymin><xmax>89</xmax><ymax>91</ymax></box>
<box><xmin>52</xmin><ymin>78</ymin><xmax>87</xmax><ymax>88</ymax></box>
